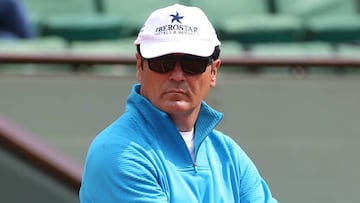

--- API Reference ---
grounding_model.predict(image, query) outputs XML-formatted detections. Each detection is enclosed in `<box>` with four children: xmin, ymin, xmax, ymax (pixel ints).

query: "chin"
<box><xmin>161</xmin><ymin>101</ymin><xmax>191</xmax><ymax>113</ymax></box>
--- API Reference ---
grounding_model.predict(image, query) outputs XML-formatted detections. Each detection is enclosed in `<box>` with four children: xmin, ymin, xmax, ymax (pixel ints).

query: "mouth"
<box><xmin>163</xmin><ymin>89</ymin><xmax>189</xmax><ymax>100</ymax></box>
<box><xmin>166</xmin><ymin>89</ymin><xmax>186</xmax><ymax>94</ymax></box>
<box><xmin>164</xmin><ymin>88</ymin><xmax>188</xmax><ymax>95</ymax></box>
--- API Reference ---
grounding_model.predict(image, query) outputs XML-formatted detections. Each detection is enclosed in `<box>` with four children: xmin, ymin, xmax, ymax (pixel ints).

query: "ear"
<box><xmin>210</xmin><ymin>59</ymin><xmax>221</xmax><ymax>87</ymax></box>
<box><xmin>136</xmin><ymin>53</ymin><xmax>143</xmax><ymax>82</ymax></box>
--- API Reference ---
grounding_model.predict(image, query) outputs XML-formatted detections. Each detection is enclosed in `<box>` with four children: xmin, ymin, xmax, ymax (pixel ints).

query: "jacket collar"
<box><xmin>127</xmin><ymin>84</ymin><xmax>223</xmax><ymax>142</ymax></box>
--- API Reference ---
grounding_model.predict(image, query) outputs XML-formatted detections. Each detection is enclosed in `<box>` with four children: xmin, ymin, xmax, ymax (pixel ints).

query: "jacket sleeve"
<box><xmin>79</xmin><ymin>141</ymin><xmax>168</xmax><ymax>203</ymax></box>
<box><xmin>233</xmin><ymin>141</ymin><xmax>278</xmax><ymax>203</ymax></box>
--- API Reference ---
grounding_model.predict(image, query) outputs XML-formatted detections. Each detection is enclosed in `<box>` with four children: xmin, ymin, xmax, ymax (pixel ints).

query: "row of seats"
<box><xmin>24</xmin><ymin>0</ymin><xmax>360</xmax><ymax>44</ymax></box>
<box><xmin>1</xmin><ymin>37</ymin><xmax>359</xmax><ymax>75</ymax></box>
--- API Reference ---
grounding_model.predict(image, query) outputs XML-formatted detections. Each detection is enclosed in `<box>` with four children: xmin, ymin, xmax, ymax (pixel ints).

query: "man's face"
<box><xmin>136</xmin><ymin>53</ymin><xmax>221</xmax><ymax>118</ymax></box>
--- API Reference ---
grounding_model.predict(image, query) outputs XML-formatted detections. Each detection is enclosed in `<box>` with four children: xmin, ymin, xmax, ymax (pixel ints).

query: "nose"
<box><xmin>168</xmin><ymin>62</ymin><xmax>185</xmax><ymax>81</ymax></box>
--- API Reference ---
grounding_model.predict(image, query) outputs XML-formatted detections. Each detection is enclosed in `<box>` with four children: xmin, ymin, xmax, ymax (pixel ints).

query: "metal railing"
<box><xmin>1</xmin><ymin>52</ymin><xmax>360</xmax><ymax>68</ymax></box>
<box><xmin>0</xmin><ymin>114</ymin><xmax>82</xmax><ymax>194</ymax></box>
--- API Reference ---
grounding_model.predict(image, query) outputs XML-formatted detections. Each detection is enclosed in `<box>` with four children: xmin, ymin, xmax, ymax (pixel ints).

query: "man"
<box><xmin>80</xmin><ymin>4</ymin><xmax>277</xmax><ymax>202</ymax></box>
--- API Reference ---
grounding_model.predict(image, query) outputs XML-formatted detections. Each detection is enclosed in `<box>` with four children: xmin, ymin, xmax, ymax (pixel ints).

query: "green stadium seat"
<box><xmin>25</xmin><ymin>0</ymin><xmax>95</xmax><ymax>16</ymax></box>
<box><xmin>0</xmin><ymin>37</ymin><xmax>72</xmax><ymax>75</ymax></box>
<box><xmin>220</xmin><ymin>14</ymin><xmax>303</xmax><ymax>44</ymax></box>
<box><xmin>193</xmin><ymin>0</ymin><xmax>268</xmax><ymax>27</ymax></box>
<box><xmin>275</xmin><ymin>0</ymin><xmax>354</xmax><ymax>17</ymax></box>
<box><xmin>0</xmin><ymin>37</ymin><xmax>67</xmax><ymax>53</ymax></box>
<box><xmin>42</xmin><ymin>14</ymin><xmax>124</xmax><ymax>42</ymax></box>
<box><xmin>305</xmin><ymin>15</ymin><xmax>360</xmax><ymax>43</ymax></box>
<box><xmin>101</xmin><ymin>0</ymin><xmax>179</xmax><ymax>37</ymax></box>
<box><xmin>193</xmin><ymin>0</ymin><xmax>303</xmax><ymax>44</ymax></box>
<box><xmin>248</xmin><ymin>42</ymin><xmax>337</xmax><ymax>75</ymax></box>
<box><xmin>69</xmin><ymin>38</ymin><xmax>137</xmax><ymax>75</ymax></box>
<box><xmin>275</xmin><ymin>0</ymin><xmax>360</xmax><ymax>43</ymax></box>
<box><xmin>24</xmin><ymin>0</ymin><xmax>124</xmax><ymax>41</ymax></box>
<box><xmin>25</xmin><ymin>0</ymin><xmax>95</xmax><ymax>31</ymax></box>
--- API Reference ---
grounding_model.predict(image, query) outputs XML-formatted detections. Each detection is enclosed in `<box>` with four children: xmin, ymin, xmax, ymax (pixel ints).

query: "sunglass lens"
<box><xmin>148</xmin><ymin>57</ymin><xmax>175</xmax><ymax>73</ymax></box>
<box><xmin>181</xmin><ymin>56</ymin><xmax>209</xmax><ymax>74</ymax></box>
<box><xmin>161</xmin><ymin>59</ymin><xmax>176</xmax><ymax>73</ymax></box>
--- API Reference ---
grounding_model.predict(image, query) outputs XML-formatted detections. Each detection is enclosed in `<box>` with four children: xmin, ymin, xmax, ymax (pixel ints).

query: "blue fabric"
<box><xmin>80</xmin><ymin>84</ymin><xmax>277</xmax><ymax>203</ymax></box>
<box><xmin>0</xmin><ymin>0</ymin><xmax>36</xmax><ymax>39</ymax></box>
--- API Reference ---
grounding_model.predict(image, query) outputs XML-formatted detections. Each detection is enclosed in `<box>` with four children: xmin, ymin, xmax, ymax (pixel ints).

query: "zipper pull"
<box><xmin>193</xmin><ymin>162</ymin><xmax>198</xmax><ymax>173</ymax></box>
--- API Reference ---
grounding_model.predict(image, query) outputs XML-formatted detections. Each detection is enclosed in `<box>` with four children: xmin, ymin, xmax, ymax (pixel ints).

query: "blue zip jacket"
<box><xmin>80</xmin><ymin>84</ymin><xmax>277</xmax><ymax>203</ymax></box>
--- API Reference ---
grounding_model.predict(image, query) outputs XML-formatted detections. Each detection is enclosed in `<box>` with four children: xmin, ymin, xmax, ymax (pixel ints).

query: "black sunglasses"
<box><xmin>142</xmin><ymin>54</ymin><xmax>213</xmax><ymax>75</ymax></box>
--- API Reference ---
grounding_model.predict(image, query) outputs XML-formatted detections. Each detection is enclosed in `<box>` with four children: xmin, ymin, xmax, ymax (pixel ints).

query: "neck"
<box><xmin>169</xmin><ymin>108</ymin><xmax>199</xmax><ymax>132</ymax></box>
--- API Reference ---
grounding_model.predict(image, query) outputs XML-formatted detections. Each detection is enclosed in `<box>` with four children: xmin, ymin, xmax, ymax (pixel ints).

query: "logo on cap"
<box><xmin>154</xmin><ymin>11</ymin><xmax>198</xmax><ymax>36</ymax></box>
<box><xmin>170</xmin><ymin>12</ymin><xmax>184</xmax><ymax>23</ymax></box>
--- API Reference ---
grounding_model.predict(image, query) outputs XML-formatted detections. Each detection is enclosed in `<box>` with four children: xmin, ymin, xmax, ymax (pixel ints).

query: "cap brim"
<box><xmin>139</xmin><ymin>40</ymin><xmax>217</xmax><ymax>58</ymax></box>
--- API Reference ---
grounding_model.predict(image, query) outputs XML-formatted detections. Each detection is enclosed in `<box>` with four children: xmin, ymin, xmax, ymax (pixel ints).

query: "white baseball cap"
<box><xmin>134</xmin><ymin>4</ymin><xmax>220</xmax><ymax>58</ymax></box>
